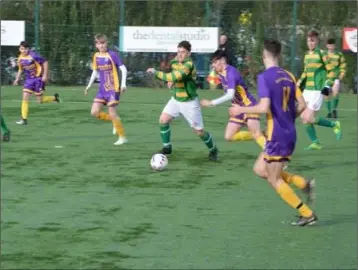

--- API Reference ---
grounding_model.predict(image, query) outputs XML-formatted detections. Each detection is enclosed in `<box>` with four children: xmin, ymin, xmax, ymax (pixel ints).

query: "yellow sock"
<box><xmin>255</xmin><ymin>135</ymin><xmax>266</xmax><ymax>149</ymax></box>
<box><xmin>231</xmin><ymin>131</ymin><xmax>253</xmax><ymax>141</ymax></box>
<box><xmin>112</xmin><ymin>117</ymin><xmax>126</xmax><ymax>137</ymax></box>
<box><xmin>96</xmin><ymin>112</ymin><xmax>111</xmax><ymax>121</ymax></box>
<box><xmin>21</xmin><ymin>100</ymin><xmax>29</xmax><ymax>119</ymax></box>
<box><xmin>275</xmin><ymin>182</ymin><xmax>313</xmax><ymax>217</ymax></box>
<box><xmin>41</xmin><ymin>96</ymin><xmax>55</xmax><ymax>103</ymax></box>
<box><xmin>281</xmin><ymin>171</ymin><xmax>307</xmax><ymax>189</ymax></box>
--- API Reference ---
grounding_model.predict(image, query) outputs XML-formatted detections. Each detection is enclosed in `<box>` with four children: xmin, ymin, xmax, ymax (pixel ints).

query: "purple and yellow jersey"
<box><xmin>258</xmin><ymin>66</ymin><xmax>302</xmax><ymax>142</ymax></box>
<box><xmin>17</xmin><ymin>51</ymin><xmax>46</xmax><ymax>80</ymax></box>
<box><xmin>217</xmin><ymin>65</ymin><xmax>256</xmax><ymax>106</ymax></box>
<box><xmin>92</xmin><ymin>50</ymin><xmax>123</xmax><ymax>92</ymax></box>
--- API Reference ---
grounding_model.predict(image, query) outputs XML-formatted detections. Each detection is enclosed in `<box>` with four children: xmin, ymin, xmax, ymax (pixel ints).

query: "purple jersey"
<box><xmin>217</xmin><ymin>65</ymin><xmax>257</xmax><ymax>106</ymax></box>
<box><xmin>92</xmin><ymin>50</ymin><xmax>123</xmax><ymax>92</ymax></box>
<box><xmin>258</xmin><ymin>66</ymin><xmax>301</xmax><ymax>143</ymax></box>
<box><xmin>18</xmin><ymin>51</ymin><xmax>46</xmax><ymax>80</ymax></box>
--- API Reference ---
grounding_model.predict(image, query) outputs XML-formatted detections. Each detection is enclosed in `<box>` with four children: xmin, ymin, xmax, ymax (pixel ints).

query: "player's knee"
<box><xmin>91</xmin><ymin>109</ymin><xmax>100</xmax><ymax>117</ymax></box>
<box><xmin>159</xmin><ymin>114</ymin><xmax>171</xmax><ymax>125</ymax></box>
<box><xmin>253</xmin><ymin>164</ymin><xmax>266</xmax><ymax>179</ymax></box>
<box><xmin>224</xmin><ymin>134</ymin><xmax>233</xmax><ymax>141</ymax></box>
<box><xmin>193</xmin><ymin>128</ymin><xmax>204</xmax><ymax>136</ymax></box>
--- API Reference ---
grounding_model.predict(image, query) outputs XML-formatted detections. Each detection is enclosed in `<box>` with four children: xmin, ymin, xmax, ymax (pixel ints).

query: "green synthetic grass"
<box><xmin>1</xmin><ymin>86</ymin><xmax>357</xmax><ymax>269</ymax></box>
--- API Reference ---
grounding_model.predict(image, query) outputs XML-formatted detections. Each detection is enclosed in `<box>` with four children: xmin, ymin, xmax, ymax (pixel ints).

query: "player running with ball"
<box><xmin>147</xmin><ymin>41</ymin><xmax>219</xmax><ymax>161</ymax></box>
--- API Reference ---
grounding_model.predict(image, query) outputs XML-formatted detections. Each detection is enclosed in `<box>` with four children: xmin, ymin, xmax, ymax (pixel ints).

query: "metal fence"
<box><xmin>1</xmin><ymin>0</ymin><xmax>356</xmax><ymax>90</ymax></box>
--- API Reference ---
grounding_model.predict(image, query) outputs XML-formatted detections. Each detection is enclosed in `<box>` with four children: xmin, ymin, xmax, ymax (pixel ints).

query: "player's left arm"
<box><xmin>32</xmin><ymin>53</ymin><xmax>48</xmax><ymax>82</ymax></box>
<box><xmin>295</xmin><ymin>87</ymin><xmax>306</xmax><ymax>117</ymax></box>
<box><xmin>153</xmin><ymin>61</ymin><xmax>193</xmax><ymax>82</ymax></box>
<box><xmin>338</xmin><ymin>53</ymin><xmax>347</xmax><ymax>80</ymax></box>
<box><xmin>206</xmin><ymin>72</ymin><xmax>236</xmax><ymax>106</ymax></box>
<box><xmin>321</xmin><ymin>50</ymin><xmax>335</xmax><ymax>88</ymax></box>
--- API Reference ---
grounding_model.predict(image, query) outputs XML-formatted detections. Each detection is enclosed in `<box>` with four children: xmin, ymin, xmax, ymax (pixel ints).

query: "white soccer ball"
<box><xmin>150</xmin><ymin>154</ymin><xmax>168</xmax><ymax>170</ymax></box>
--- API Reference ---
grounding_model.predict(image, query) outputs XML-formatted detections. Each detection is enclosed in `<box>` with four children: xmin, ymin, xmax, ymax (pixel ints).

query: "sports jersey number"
<box><xmin>282</xmin><ymin>86</ymin><xmax>291</xmax><ymax>112</ymax></box>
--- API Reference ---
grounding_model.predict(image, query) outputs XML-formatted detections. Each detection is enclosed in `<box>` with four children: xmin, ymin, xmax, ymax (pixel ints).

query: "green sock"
<box><xmin>160</xmin><ymin>124</ymin><xmax>171</xmax><ymax>148</ymax></box>
<box><xmin>305</xmin><ymin>124</ymin><xmax>319</xmax><ymax>143</ymax></box>
<box><xmin>0</xmin><ymin>115</ymin><xmax>9</xmax><ymax>133</ymax></box>
<box><xmin>315</xmin><ymin>116</ymin><xmax>335</xmax><ymax>128</ymax></box>
<box><xmin>200</xmin><ymin>131</ymin><xmax>216</xmax><ymax>152</ymax></box>
<box><xmin>325</xmin><ymin>99</ymin><xmax>332</xmax><ymax>114</ymax></box>
<box><xmin>333</xmin><ymin>95</ymin><xmax>340</xmax><ymax>110</ymax></box>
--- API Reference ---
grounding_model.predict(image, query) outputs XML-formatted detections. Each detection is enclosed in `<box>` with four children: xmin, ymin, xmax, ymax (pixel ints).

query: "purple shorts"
<box><xmin>229</xmin><ymin>113</ymin><xmax>260</xmax><ymax>126</ymax></box>
<box><xmin>94</xmin><ymin>89</ymin><xmax>120</xmax><ymax>107</ymax></box>
<box><xmin>23</xmin><ymin>77</ymin><xmax>45</xmax><ymax>96</ymax></box>
<box><xmin>264</xmin><ymin>140</ymin><xmax>296</xmax><ymax>163</ymax></box>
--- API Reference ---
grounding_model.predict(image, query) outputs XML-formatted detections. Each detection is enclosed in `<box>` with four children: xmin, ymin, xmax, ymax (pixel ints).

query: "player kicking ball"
<box><xmin>146</xmin><ymin>41</ymin><xmax>218</xmax><ymax>161</ymax></box>
<box><xmin>229</xmin><ymin>39</ymin><xmax>317</xmax><ymax>226</ymax></box>
<box><xmin>85</xmin><ymin>34</ymin><xmax>128</xmax><ymax>145</ymax></box>
<box><xmin>200</xmin><ymin>50</ymin><xmax>266</xmax><ymax>149</ymax></box>
<box><xmin>13</xmin><ymin>41</ymin><xmax>61</xmax><ymax>125</ymax></box>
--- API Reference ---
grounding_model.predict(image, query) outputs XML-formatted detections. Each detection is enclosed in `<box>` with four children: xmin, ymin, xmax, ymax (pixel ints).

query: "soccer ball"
<box><xmin>150</xmin><ymin>154</ymin><xmax>168</xmax><ymax>170</ymax></box>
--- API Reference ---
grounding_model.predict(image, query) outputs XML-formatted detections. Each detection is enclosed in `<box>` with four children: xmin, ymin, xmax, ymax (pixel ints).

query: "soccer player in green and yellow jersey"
<box><xmin>146</xmin><ymin>41</ymin><xmax>218</xmax><ymax>161</ymax></box>
<box><xmin>297</xmin><ymin>30</ymin><xmax>342</xmax><ymax>150</ymax></box>
<box><xmin>325</xmin><ymin>38</ymin><xmax>346</xmax><ymax>119</ymax></box>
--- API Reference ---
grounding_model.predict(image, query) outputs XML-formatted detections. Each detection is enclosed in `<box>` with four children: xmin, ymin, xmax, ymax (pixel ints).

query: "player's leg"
<box><xmin>246</xmin><ymin>117</ymin><xmax>266</xmax><ymax>149</ymax></box>
<box><xmin>265</xmin><ymin>160</ymin><xmax>317</xmax><ymax>226</ymax></box>
<box><xmin>107</xmin><ymin>93</ymin><xmax>127</xmax><ymax>145</ymax></box>
<box><xmin>35</xmin><ymin>79</ymin><xmax>61</xmax><ymax>104</ymax></box>
<box><xmin>225</xmin><ymin>114</ymin><xmax>253</xmax><ymax>142</ymax></box>
<box><xmin>181</xmin><ymin>98</ymin><xmax>218</xmax><ymax>161</ymax></box>
<box><xmin>324</xmin><ymin>93</ymin><xmax>333</xmax><ymax>118</ymax></box>
<box><xmin>1</xmin><ymin>115</ymin><xmax>11</xmax><ymax>142</ymax></box>
<box><xmin>159</xmin><ymin>98</ymin><xmax>178</xmax><ymax>154</ymax></box>
<box><xmin>331</xmin><ymin>79</ymin><xmax>340</xmax><ymax>118</ymax></box>
<box><xmin>17</xmin><ymin>90</ymin><xmax>31</xmax><ymax>125</ymax></box>
<box><xmin>224</xmin><ymin>121</ymin><xmax>243</xmax><ymax>141</ymax></box>
<box><xmin>301</xmin><ymin>90</ymin><xmax>341</xmax><ymax>150</ymax></box>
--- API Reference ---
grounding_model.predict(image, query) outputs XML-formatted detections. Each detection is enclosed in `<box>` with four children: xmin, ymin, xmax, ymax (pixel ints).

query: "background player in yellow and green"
<box><xmin>297</xmin><ymin>30</ymin><xmax>342</xmax><ymax>150</ymax></box>
<box><xmin>324</xmin><ymin>38</ymin><xmax>346</xmax><ymax>119</ymax></box>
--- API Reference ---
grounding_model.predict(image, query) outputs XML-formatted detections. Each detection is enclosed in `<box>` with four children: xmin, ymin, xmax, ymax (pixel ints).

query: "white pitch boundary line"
<box><xmin>1</xmin><ymin>99</ymin><xmax>357</xmax><ymax>111</ymax></box>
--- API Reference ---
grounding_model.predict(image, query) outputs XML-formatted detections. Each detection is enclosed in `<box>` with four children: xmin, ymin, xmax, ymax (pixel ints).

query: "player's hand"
<box><xmin>200</xmin><ymin>99</ymin><xmax>212</xmax><ymax>107</ymax></box>
<box><xmin>13</xmin><ymin>79</ymin><xmax>19</xmax><ymax>86</ymax></box>
<box><xmin>84</xmin><ymin>88</ymin><xmax>89</xmax><ymax>96</ymax></box>
<box><xmin>167</xmin><ymin>82</ymin><xmax>173</xmax><ymax>88</ymax></box>
<box><xmin>229</xmin><ymin>104</ymin><xmax>242</xmax><ymax>116</ymax></box>
<box><xmin>321</xmin><ymin>86</ymin><xmax>330</xmax><ymax>96</ymax></box>
<box><xmin>41</xmin><ymin>75</ymin><xmax>48</xmax><ymax>83</ymax></box>
<box><xmin>120</xmin><ymin>86</ymin><xmax>127</xmax><ymax>93</ymax></box>
<box><xmin>146</xmin><ymin>68</ymin><xmax>156</xmax><ymax>74</ymax></box>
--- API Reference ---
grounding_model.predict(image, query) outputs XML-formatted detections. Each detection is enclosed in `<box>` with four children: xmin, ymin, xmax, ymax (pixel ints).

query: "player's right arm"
<box><xmin>85</xmin><ymin>54</ymin><xmax>98</xmax><ymax>95</ymax></box>
<box><xmin>13</xmin><ymin>59</ymin><xmax>23</xmax><ymax>85</ymax></box>
<box><xmin>296</xmin><ymin>54</ymin><xmax>307</xmax><ymax>89</ymax></box>
<box><xmin>153</xmin><ymin>61</ymin><xmax>193</xmax><ymax>82</ymax></box>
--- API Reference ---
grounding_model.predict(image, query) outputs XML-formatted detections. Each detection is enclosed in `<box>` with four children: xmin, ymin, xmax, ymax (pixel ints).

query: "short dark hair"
<box><xmin>178</xmin><ymin>40</ymin><xmax>191</xmax><ymax>52</ymax></box>
<box><xmin>307</xmin><ymin>30</ymin><xmax>319</xmax><ymax>38</ymax></box>
<box><xmin>19</xmin><ymin>41</ymin><xmax>30</xmax><ymax>48</ymax></box>
<box><xmin>327</xmin><ymin>38</ymin><xmax>335</xmax><ymax>45</ymax></box>
<box><xmin>263</xmin><ymin>39</ymin><xmax>281</xmax><ymax>57</ymax></box>
<box><xmin>211</xmin><ymin>49</ymin><xmax>228</xmax><ymax>62</ymax></box>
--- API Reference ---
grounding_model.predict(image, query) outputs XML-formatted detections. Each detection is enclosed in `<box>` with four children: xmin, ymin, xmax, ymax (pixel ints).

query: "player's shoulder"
<box><xmin>93</xmin><ymin>52</ymin><xmax>100</xmax><ymax>58</ymax></box>
<box><xmin>183</xmin><ymin>58</ymin><xmax>194</xmax><ymax>69</ymax></box>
